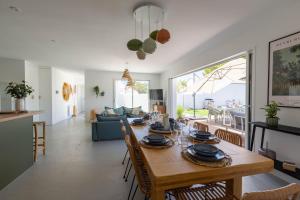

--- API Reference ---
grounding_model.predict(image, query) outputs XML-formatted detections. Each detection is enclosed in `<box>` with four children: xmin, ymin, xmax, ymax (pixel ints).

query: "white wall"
<box><xmin>85</xmin><ymin>70</ymin><xmax>161</xmax><ymax>118</ymax></box>
<box><xmin>25</xmin><ymin>61</ymin><xmax>40</xmax><ymax>121</ymax></box>
<box><xmin>160</xmin><ymin>0</ymin><xmax>300</xmax><ymax>181</ymax></box>
<box><xmin>51</xmin><ymin>68</ymin><xmax>84</xmax><ymax>124</ymax></box>
<box><xmin>0</xmin><ymin>57</ymin><xmax>25</xmax><ymax>82</ymax></box>
<box><xmin>0</xmin><ymin>57</ymin><xmax>25</xmax><ymax>111</ymax></box>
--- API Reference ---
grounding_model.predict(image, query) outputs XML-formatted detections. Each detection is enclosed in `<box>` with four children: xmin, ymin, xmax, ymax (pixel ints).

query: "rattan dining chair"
<box><xmin>174</xmin><ymin>182</ymin><xmax>300</xmax><ymax>200</ymax></box>
<box><xmin>194</xmin><ymin>121</ymin><xmax>209</xmax><ymax>132</ymax></box>
<box><xmin>121</xmin><ymin>123</ymin><xmax>133</xmax><ymax>182</ymax></box>
<box><xmin>242</xmin><ymin>183</ymin><xmax>300</xmax><ymax>200</ymax></box>
<box><xmin>125</xmin><ymin>135</ymin><xmax>152</xmax><ymax>200</ymax></box>
<box><xmin>214</xmin><ymin>129</ymin><xmax>243</xmax><ymax>147</ymax></box>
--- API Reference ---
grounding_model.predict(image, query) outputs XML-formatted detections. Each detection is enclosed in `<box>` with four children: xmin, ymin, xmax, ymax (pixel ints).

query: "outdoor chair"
<box><xmin>207</xmin><ymin>106</ymin><xmax>223</xmax><ymax>123</ymax></box>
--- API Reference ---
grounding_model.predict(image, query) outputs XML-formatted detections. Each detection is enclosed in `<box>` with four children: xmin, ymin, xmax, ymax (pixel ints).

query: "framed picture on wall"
<box><xmin>268</xmin><ymin>31</ymin><xmax>300</xmax><ymax>108</ymax></box>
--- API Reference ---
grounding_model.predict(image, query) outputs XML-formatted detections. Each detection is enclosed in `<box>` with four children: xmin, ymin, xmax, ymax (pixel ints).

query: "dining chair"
<box><xmin>242</xmin><ymin>183</ymin><xmax>300</xmax><ymax>200</ymax></box>
<box><xmin>174</xmin><ymin>182</ymin><xmax>300</xmax><ymax>200</ymax></box>
<box><xmin>125</xmin><ymin>135</ymin><xmax>151</xmax><ymax>200</ymax></box>
<box><xmin>121</xmin><ymin>122</ymin><xmax>133</xmax><ymax>182</ymax></box>
<box><xmin>214</xmin><ymin>129</ymin><xmax>243</xmax><ymax>147</ymax></box>
<box><xmin>194</xmin><ymin>121</ymin><xmax>209</xmax><ymax>132</ymax></box>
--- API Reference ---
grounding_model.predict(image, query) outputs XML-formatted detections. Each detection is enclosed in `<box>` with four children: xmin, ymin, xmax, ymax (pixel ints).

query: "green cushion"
<box><xmin>123</xmin><ymin>107</ymin><xmax>133</xmax><ymax>115</ymax></box>
<box><xmin>114</xmin><ymin>107</ymin><xmax>124</xmax><ymax>115</ymax></box>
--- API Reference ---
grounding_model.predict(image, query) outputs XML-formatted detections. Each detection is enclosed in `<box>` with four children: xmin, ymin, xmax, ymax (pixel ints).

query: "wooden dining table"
<box><xmin>129</xmin><ymin>120</ymin><xmax>274</xmax><ymax>200</ymax></box>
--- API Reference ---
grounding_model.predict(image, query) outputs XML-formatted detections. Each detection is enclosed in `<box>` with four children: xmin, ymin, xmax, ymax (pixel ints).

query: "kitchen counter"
<box><xmin>0</xmin><ymin>111</ymin><xmax>40</xmax><ymax>123</ymax></box>
<box><xmin>0</xmin><ymin>111</ymin><xmax>40</xmax><ymax>190</ymax></box>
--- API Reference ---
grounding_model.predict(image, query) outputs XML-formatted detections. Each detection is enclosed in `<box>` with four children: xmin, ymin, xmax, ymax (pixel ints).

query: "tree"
<box><xmin>203</xmin><ymin>63</ymin><xmax>224</xmax><ymax>76</ymax></box>
<box><xmin>176</xmin><ymin>80</ymin><xmax>188</xmax><ymax>109</ymax></box>
<box><xmin>133</xmin><ymin>82</ymin><xmax>148</xmax><ymax>94</ymax></box>
<box><xmin>176</xmin><ymin>80</ymin><xmax>187</xmax><ymax>93</ymax></box>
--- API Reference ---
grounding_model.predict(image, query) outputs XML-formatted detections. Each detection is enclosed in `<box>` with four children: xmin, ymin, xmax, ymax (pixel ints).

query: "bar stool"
<box><xmin>33</xmin><ymin>121</ymin><xmax>46</xmax><ymax>161</ymax></box>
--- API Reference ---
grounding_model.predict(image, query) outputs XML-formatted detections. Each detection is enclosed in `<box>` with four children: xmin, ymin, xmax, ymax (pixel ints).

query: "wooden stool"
<box><xmin>33</xmin><ymin>121</ymin><xmax>46</xmax><ymax>161</ymax></box>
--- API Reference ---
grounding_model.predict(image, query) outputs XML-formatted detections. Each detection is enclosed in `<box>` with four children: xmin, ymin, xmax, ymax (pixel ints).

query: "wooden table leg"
<box><xmin>226</xmin><ymin>176</ymin><xmax>242</xmax><ymax>199</ymax></box>
<box><xmin>151</xmin><ymin>186</ymin><xmax>165</xmax><ymax>200</ymax></box>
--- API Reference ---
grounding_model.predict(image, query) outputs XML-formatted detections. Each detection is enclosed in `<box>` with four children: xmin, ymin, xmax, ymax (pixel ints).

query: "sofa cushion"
<box><xmin>123</xmin><ymin>107</ymin><xmax>133</xmax><ymax>115</ymax></box>
<box><xmin>105</xmin><ymin>106</ymin><xmax>124</xmax><ymax>116</ymax></box>
<box><xmin>104</xmin><ymin>107</ymin><xmax>116</xmax><ymax>115</ymax></box>
<box><xmin>114</xmin><ymin>107</ymin><xmax>125</xmax><ymax>115</ymax></box>
<box><xmin>96</xmin><ymin>114</ymin><xmax>121</xmax><ymax>122</ymax></box>
<box><xmin>132</xmin><ymin>106</ymin><xmax>142</xmax><ymax>116</ymax></box>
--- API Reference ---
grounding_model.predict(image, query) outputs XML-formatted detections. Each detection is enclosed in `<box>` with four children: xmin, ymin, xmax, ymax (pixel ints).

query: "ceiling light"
<box><xmin>9</xmin><ymin>6</ymin><xmax>21</xmax><ymax>12</ymax></box>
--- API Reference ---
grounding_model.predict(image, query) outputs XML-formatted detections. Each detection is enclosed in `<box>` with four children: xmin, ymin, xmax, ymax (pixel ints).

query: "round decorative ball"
<box><xmin>150</xmin><ymin>30</ymin><xmax>159</xmax><ymax>41</ymax></box>
<box><xmin>142</xmin><ymin>38</ymin><xmax>157</xmax><ymax>54</ymax></box>
<box><xmin>127</xmin><ymin>39</ymin><xmax>142</xmax><ymax>51</ymax></box>
<box><xmin>136</xmin><ymin>50</ymin><xmax>146</xmax><ymax>60</ymax></box>
<box><xmin>157</xmin><ymin>28</ymin><xmax>170</xmax><ymax>44</ymax></box>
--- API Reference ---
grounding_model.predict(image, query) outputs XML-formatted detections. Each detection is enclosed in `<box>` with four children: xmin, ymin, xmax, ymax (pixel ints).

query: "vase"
<box><xmin>266</xmin><ymin>117</ymin><xmax>279</xmax><ymax>127</ymax></box>
<box><xmin>15</xmin><ymin>98</ymin><xmax>25</xmax><ymax>112</ymax></box>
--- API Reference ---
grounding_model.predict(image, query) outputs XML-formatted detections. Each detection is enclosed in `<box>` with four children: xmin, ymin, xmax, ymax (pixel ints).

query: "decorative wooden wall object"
<box><xmin>62</xmin><ymin>82</ymin><xmax>71</xmax><ymax>101</ymax></box>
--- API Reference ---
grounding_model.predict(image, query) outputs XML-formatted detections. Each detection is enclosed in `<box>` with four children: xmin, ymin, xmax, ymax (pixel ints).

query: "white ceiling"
<box><xmin>0</xmin><ymin>0</ymin><xmax>277</xmax><ymax>73</ymax></box>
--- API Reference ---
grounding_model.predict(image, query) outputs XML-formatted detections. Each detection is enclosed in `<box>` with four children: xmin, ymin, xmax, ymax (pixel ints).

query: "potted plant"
<box><xmin>93</xmin><ymin>86</ymin><xmax>100</xmax><ymax>97</ymax></box>
<box><xmin>176</xmin><ymin>105</ymin><xmax>184</xmax><ymax>120</ymax></box>
<box><xmin>5</xmin><ymin>80</ymin><xmax>34</xmax><ymax>112</ymax></box>
<box><xmin>262</xmin><ymin>101</ymin><xmax>280</xmax><ymax>127</ymax></box>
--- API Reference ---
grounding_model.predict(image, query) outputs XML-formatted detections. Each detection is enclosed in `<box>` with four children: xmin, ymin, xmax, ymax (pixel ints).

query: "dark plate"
<box><xmin>189</xmin><ymin>132</ymin><xmax>216</xmax><ymax>141</ymax></box>
<box><xmin>187</xmin><ymin>145</ymin><xmax>225</xmax><ymax>162</ymax></box>
<box><xmin>133</xmin><ymin>118</ymin><xmax>144</xmax><ymax>123</ymax></box>
<box><xmin>142</xmin><ymin>135</ymin><xmax>170</xmax><ymax>146</ymax></box>
<box><xmin>190</xmin><ymin>144</ymin><xmax>219</xmax><ymax>156</ymax></box>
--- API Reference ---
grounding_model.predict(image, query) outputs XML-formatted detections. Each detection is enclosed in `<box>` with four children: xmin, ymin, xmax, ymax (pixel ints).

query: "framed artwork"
<box><xmin>268</xmin><ymin>31</ymin><xmax>300</xmax><ymax>108</ymax></box>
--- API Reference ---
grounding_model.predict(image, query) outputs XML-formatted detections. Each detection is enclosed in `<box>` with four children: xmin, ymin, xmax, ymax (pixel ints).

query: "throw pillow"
<box><xmin>106</xmin><ymin>108</ymin><xmax>116</xmax><ymax>115</ymax></box>
<box><xmin>123</xmin><ymin>107</ymin><xmax>133</xmax><ymax>115</ymax></box>
<box><xmin>132</xmin><ymin>106</ymin><xmax>142</xmax><ymax>116</ymax></box>
<box><xmin>114</xmin><ymin>107</ymin><xmax>125</xmax><ymax>116</ymax></box>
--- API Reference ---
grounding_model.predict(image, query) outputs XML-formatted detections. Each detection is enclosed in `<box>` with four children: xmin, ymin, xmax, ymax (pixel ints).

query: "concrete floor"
<box><xmin>0</xmin><ymin>115</ymin><xmax>288</xmax><ymax>200</ymax></box>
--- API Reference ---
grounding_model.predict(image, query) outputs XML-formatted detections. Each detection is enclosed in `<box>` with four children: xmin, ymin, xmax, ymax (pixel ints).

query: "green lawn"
<box><xmin>183</xmin><ymin>109</ymin><xmax>209</xmax><ymax>117</ymax></box>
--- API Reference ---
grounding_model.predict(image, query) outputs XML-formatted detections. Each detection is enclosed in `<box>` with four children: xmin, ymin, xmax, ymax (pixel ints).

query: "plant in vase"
<box><xmin>176</xmin><ymin>105</ymin><xmax>184</xmax><ymax>120</ymax></box>
<box><xmin>5</xmin><ymin>80</ymin><xmax>34</xmax><ymax>112</ymax></box>
<box><xmin>262</xmin><ymin>101</ymin><xmax>280</xmax><ymax>127</ymax></box>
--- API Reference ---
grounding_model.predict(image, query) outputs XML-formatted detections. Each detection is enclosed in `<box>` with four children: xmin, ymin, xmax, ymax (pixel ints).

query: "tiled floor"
<box><xmin>0</xmin><ymin>115</ymin><xmax>288</xmax><ymax>200</ymax></box>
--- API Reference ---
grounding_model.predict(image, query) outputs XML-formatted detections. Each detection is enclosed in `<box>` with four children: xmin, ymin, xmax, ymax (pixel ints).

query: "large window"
<box><xmin>173</xmin><ymin>56</ymin><xmax>247</xmax><ymax>134</ymax></box>
<box><xmin>114</xmin><ymin>80</ymin><xmax>149</xmax><ymax>112</ymax></box>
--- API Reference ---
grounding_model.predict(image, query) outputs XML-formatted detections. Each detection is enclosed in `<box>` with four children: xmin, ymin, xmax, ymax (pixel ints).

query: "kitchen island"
<box><xmin>0</xmin><ymin>111</ymin><xmax>40</xmax><ymax>190</ymax></box>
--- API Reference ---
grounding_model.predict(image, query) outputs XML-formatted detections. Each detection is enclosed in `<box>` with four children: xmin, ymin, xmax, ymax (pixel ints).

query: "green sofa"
<box><xmin>91</xmin><ymin>106</ymin><xmax>145</xmax><ymax>141</ymax></box>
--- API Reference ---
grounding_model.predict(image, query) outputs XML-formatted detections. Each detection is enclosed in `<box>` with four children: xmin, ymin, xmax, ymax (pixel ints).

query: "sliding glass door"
<box><xmin>173</xmin><ymin>55</ymin><xmax>248</xmax><ymax>142</ymax></box>
<box><xmin>114</xmin><ymin>80</ymin><xmax>149</xmax><ymax>112</ymax></box>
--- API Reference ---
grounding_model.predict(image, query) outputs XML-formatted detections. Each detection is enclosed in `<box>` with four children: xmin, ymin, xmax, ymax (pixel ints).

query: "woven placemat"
<box><xmin>149</xmin><ymin>128</ymin><xmax>172</xmax><ymax>134</ymax></box>
<box><xmin>189</xmin><ymin>137</ymin><xmax>221</xmax><ymax>145</ymax></box>
<box><xmin>181</xmin><ymin>149</ymin><xmax>232</xmax><ymax>168</ymax></box>
<box><xmin>139</xmin><ymin>138</ymin><xmax>174</xmax><ymax>149</ymax></box>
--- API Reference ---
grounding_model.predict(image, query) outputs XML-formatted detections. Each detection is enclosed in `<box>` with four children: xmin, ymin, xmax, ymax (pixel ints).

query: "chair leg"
<box><xmin>42</xmin><ymin>122</ymin><xmax>46</xmax><ymax>155</ymax></box>
<box><xmin>125</xmin><ymin>163</ymin><xmax>132</xmax><ymax>182</ymax></box>
<box><xmin>127</xmin><ymin>174</ymin><xmax>136</xmax><ymax>200</ymax></box>
<box><xmin>122</xmin><ymin>149</ymin><xmax>128</xmax><ymax>165</ymax></box>
<box><xmin>33</xmin><ymin>125</ymin><xmax>38</xmax><ymax>162</ymax></box>
<box><xmin>123</xmin><ymin>157</ymin><xmax>130</xmax><ymax>179</ymax></box>
<box><xmin>131</xmin><ymin>185</ymin><xmax>138</xmax><ymax>200</ymax></box>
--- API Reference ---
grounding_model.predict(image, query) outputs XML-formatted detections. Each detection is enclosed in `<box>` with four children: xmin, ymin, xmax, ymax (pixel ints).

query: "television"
<box><xmin>150</xmin><ymin>89</ymin><xmax>163</xmax><ymax>101</ymax></box>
